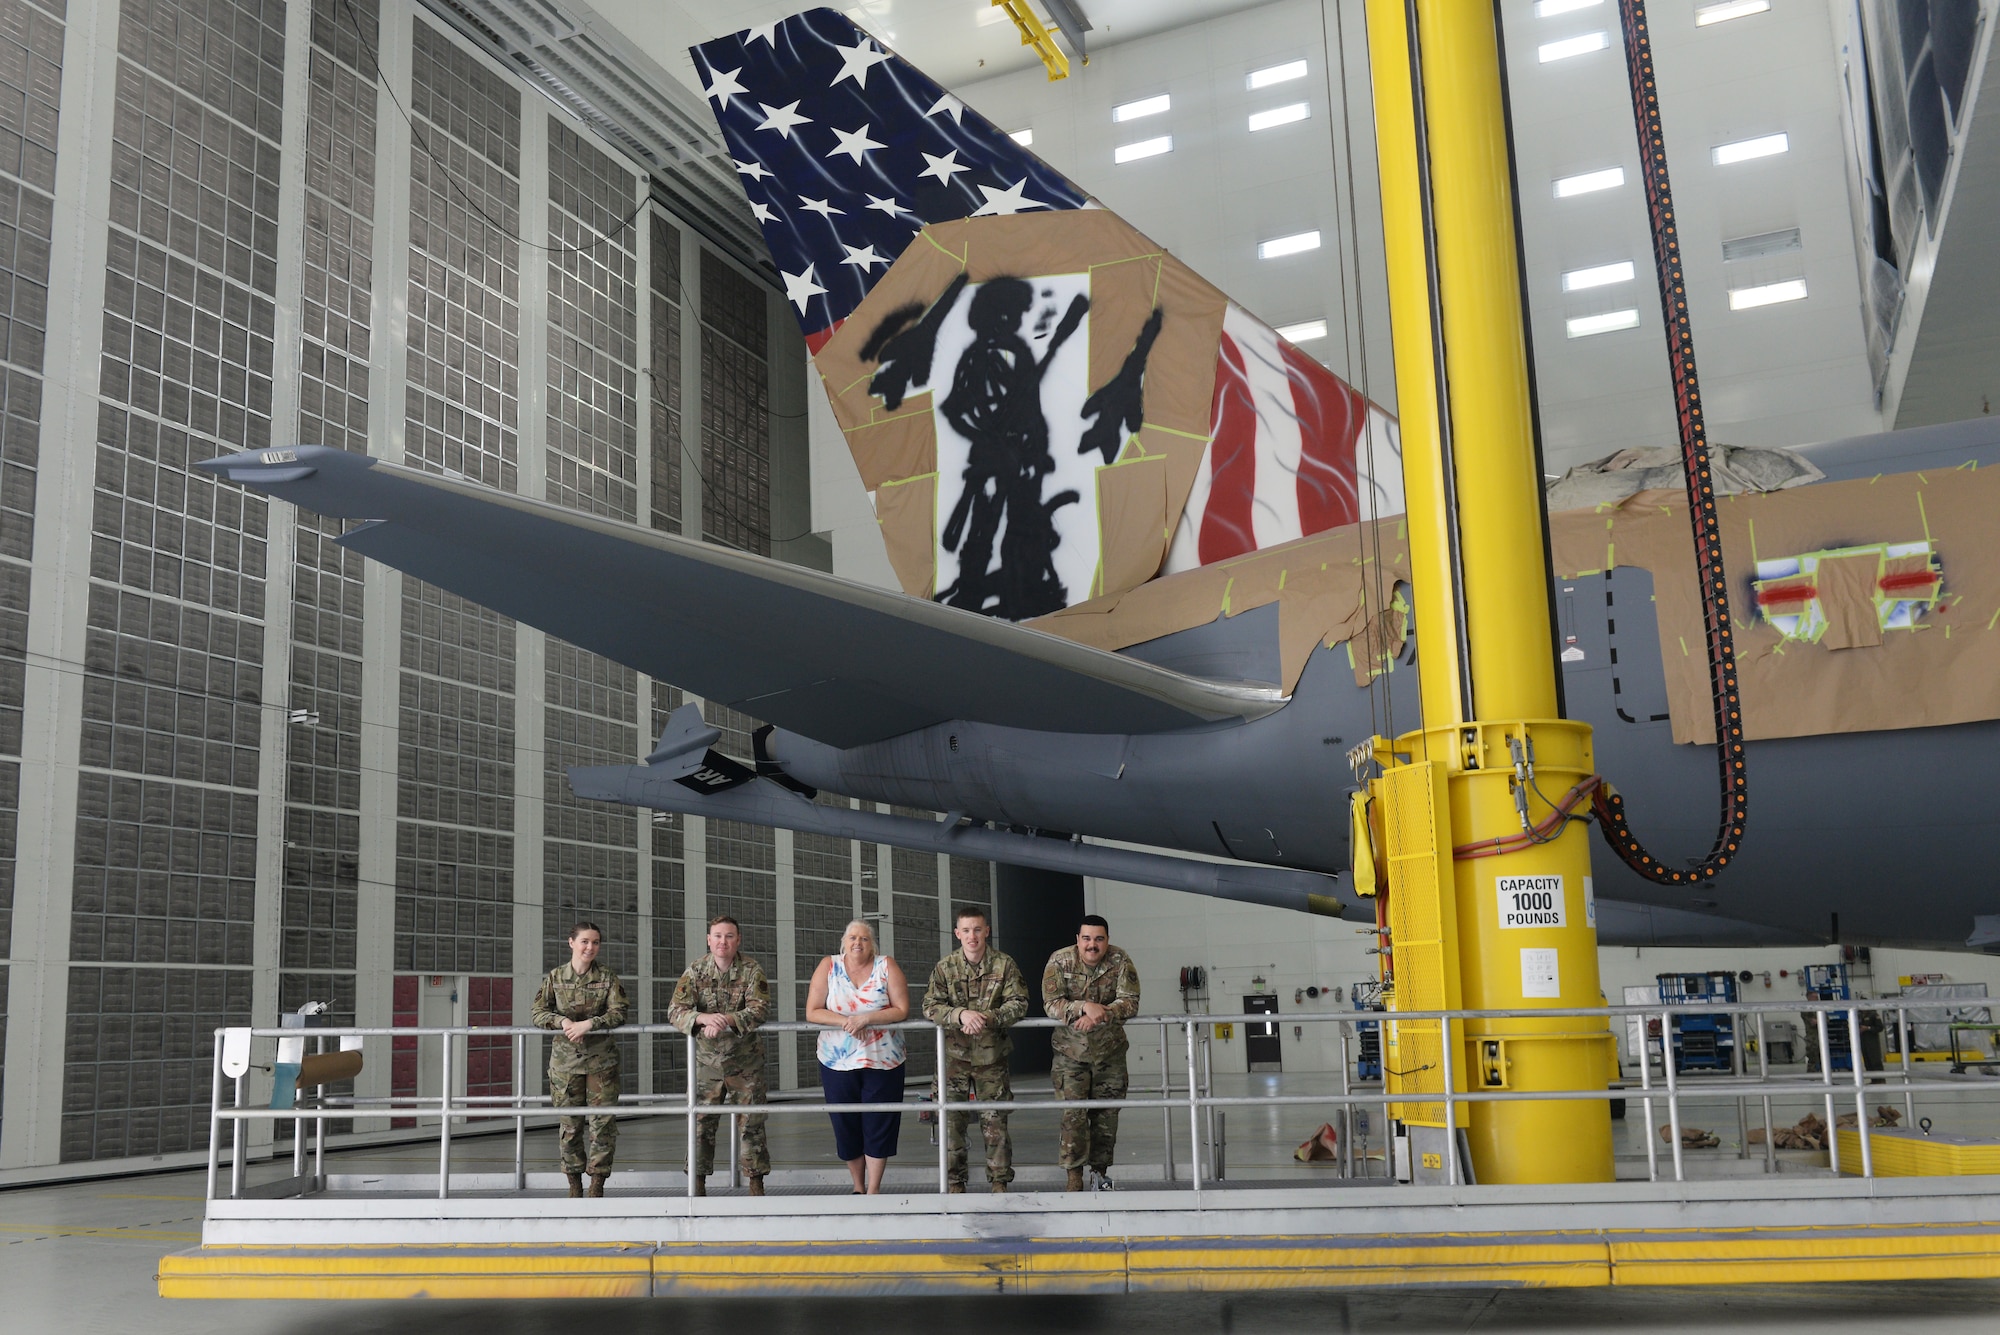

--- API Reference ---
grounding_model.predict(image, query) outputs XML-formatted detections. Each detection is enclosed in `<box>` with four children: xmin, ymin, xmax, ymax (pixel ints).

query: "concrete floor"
<box><xmin>10</xmin><ymin>1065</ymin><xmax>2000</xmax><ymax>1330</ymax></box>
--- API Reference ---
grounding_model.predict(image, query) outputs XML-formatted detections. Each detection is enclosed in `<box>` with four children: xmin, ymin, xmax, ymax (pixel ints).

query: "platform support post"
<box><xmin>438</xmin><ymin>1030</ymin><xmax>453</xmax><ymax>1200</ymax></box>
<box><xmin>1185</xmin><ymin>1021</ymin><xmax>1201</xmax><ymax>1189</ymax></box>
<box><xmin>1361</xmin><ymin>0</ymin><xmax>1613</xmax><ymax>1184</ymax></box>
<box><xmin>206</xmin><ymin>1042</ymin><xmax>224</xmax><ymax>1202</ymax></box>
<box><xmin>687</xmin><ymin>1030</ymin><xmax>698</xmax><ymax>1199</ymax></box>
<box><xmin>935</xmin><ymin>1023</ymin><xmax>949</xmax><ymax>1195</ymax></box>
<box><xmin>1852</xmin><ymin>1006</ymin><xmax>1873</xmax><ymax>1177</ymax></box>
<box><xmin>1159</xmin><ymin>1020</ymin><xmax>1174</xmax><ymax>1183</ymax></box>
<box><xmin>230</xmin><ymin>1071</ymin><xmax>246</xmax><ymax>1199</ymax></box>
<box><xmin>513</xmin><ymin>1032</ymin><xmax>526</xmax><ymax>1191</ymax></box>
<box><xmin>1756</xmin><ymin>1011</ymin><xmax>1776</xmax><ymax>1175</ymax></box>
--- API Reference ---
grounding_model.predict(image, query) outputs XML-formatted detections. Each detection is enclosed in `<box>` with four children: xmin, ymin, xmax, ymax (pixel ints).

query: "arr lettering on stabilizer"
<box><xmin>1496</xmin><ymin>874</ymin><xmax>1567</xmax><ymax>929</ymax></box>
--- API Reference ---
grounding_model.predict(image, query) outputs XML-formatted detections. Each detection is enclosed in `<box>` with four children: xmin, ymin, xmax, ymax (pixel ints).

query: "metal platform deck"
<box><xmin>162</xmin><ymin>1004</ymin><xmax>2000</xmax><ymax>1298</ymax></box>
<box><xmin>160</xmin><ymin>1175</ymin><xmax>2000</xmax><ymax>1297</ymax></box>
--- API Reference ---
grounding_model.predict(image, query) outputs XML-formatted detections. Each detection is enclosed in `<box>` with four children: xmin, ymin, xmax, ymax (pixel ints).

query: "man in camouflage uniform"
<box><xmin>923</xmin><ymin>906</ymin><xmax>1029</xmax><ymax>1192</ymax></box>
<box><xmin>668</xmin><ymin>913</ymin><xmax>772</xmax><ymax>1196</ymax></box>
<box><xmin>1042</xmin><ymin>914</ymin><xmax>1141</xmax><ymax>1191</ymax></box>
<box><xmin>532</xmin><ymin>920</ymin><xmax>629</xmax><ymax>1197</ymax></box>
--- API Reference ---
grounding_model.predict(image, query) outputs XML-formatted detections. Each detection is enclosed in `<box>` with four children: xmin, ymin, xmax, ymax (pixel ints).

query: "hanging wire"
<box><xmin>1587</xmin><ymin>0</ymin><xmax>1749</xmax><ymax>884</ymax></box>
<box><xmin>1324</xmin><ymin>0</ymin><xmax>1400</xmax><ymax>751</ymax></box>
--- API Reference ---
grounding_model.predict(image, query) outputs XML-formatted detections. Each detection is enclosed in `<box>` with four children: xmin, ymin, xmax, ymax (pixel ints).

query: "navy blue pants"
<box><xmin>820</xmin><ymin>1062</ymin><xmax>906</xmax><ymax>1161</ymax></box>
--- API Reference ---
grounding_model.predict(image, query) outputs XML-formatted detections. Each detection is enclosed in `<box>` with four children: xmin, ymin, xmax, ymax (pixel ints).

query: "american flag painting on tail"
<box><xmin>693</xmin><ymin>9</ymin><xmax>1402</xmax><ymax>619</ymax></box>
<box><xmin>1166</xmin><ymin>305</ymin><xmax>1404</xmax><ymax>575</ymax></box>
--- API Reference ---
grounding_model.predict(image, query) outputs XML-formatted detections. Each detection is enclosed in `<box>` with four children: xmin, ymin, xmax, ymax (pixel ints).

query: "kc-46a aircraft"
<box><xmin>202</xmin><ymin>10</ymin><xmax>2000</xmax><ymax>950</ymax></box>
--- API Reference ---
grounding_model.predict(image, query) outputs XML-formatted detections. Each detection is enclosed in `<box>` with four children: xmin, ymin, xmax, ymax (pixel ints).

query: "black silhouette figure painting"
<box><xmin>862</xmin><ymin>274</ymin><xmax>1168</xmax><ymax>621</ymax></box>
<box><xmin>935</xmin><ymin>279</ymin><xmax>1087</xmax><ymax>617</ymax></box>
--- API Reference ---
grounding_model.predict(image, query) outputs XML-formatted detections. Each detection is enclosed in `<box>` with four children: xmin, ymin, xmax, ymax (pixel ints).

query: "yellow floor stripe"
<box><xmin>156</xmin><ymin>1224</ymin><xmax>2000</xmax><ymax>1299</ymax></box>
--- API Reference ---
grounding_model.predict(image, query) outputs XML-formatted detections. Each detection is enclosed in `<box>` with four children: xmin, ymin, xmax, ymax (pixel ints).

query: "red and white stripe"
<box><xmin>1164</xmin><ymin>304</ymin><xmax>1402</xmax><ymax>574</ymax></box>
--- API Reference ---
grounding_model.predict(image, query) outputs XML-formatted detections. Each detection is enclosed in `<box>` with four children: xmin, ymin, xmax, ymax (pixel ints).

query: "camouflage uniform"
<box><xmin>1042</xmin><ymin>945</ymin><xmax>1141</xmax><ymax>1173</ymax></box>
<box><xmin>668</xmin><ymin>953</ymin><xmax>772</xmax><ymax>1178</ymax></box>
<box><xmin>923</xmin><ymin>948</ymin><xmax>1030</xmax><ymax>1187</ymax></box>
<box><xmin>532</xmin><ymin>961</ymin><xmax>630</xmax><ymax>1176</ymax></box>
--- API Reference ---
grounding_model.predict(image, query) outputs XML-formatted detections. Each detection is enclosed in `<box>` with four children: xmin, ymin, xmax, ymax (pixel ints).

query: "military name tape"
<box><xmin>1496</xmin><ymin>874</ymin><xmax>1566</xmax><ymax>929</ymax></box>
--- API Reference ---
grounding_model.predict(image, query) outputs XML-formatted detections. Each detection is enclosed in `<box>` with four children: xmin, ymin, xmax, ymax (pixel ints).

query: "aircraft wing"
<box><xmin>197</xmin><ymin>447</ymin><xmax>1285</xmax><ymax>749</ymax></box>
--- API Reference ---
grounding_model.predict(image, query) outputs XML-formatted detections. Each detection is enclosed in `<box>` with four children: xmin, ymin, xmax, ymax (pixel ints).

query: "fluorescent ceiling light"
<box><xmin>1113</xmin><ymin>94</ymin><xmax>1171</xmax><ymax>123</ymax></box>
<box><xmin>1114</xmin><ymin>135</ymin><xmax>1173</xmax><ymax>164</ymax></box>
<box><xmin>1247</xmin><ymin>60</ymin><xmax>1308</xmax><ymax>89</ymax></box>
<box><xmin>1009</xmin><ymin>128</ymin><xmax>1034</xmax><ymax>146</ymax></box>
<box><xmin>1566</xmin><ymin>309</ymin><xmax>1640</xmax><ymax>338</ymax></box>
<box><xmin>974</xmin><ymin>4</ymin><xmax>1007</xmax><ymax>25</ymax></box>
<box><xmin>1258</xmin><ymin>230</ymin><xmax>1322</xmax><ymax>259</ymax></box>
<box><xmin>1713</xmin><ymin>132</ymin><xmax>1788</xmax><ymax>164</ymax></box>
<box><xmin>1534</xmin><ymin>0</ymin><xmax>1603</xmax><ymax>15</ymax></box>
<box><xmin>1539</xmin><ymin>31</ymin><xmax>1608</xmax><ymax>62</ymax></box>
<box><xmin>1248</xmin><ymin>102</ymin><xmax>1310</xmax><ymax>132</ymax></box>
<box><xmin>1721</xmin><ymin>227</ymin><xmax>1802</xmax><ymax>262</ymax></box>
<box><xmin>1695</xmin><ymin>0</ymin><xmax>1771</xmax><ymax>25</ymax></box>
<box><xmin>1562</xmin><ymin>260</ymin><xmax>1635</xmax><ymax>292</ymax></box>
<box><xmin>1275</xmin><ymin>319</ymin><xmax>1328</xmax><ymax>342</ymax></box>
<box><xmin>1553</xmin><ymin>166</ymin><xmax>1624</xmax><ymax>197</ymax></box>
<box><xmin>1728</xmin><ymin>278</ymin><xmax>1808</xmax><ymax>310</ymax></box>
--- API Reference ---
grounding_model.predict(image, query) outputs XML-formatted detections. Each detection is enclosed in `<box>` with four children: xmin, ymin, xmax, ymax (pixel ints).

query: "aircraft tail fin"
<box><xmin>694</xmin><ymin>11</ymin><xmax>1403</xmax><ymax>627</ymax></box>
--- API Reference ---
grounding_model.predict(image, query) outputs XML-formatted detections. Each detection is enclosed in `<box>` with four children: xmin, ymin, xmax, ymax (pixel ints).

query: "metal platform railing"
<box><xmin>204</xmin><ymin>998</ymin><xmax>2000</xmax><ymax>1202</ymax></box>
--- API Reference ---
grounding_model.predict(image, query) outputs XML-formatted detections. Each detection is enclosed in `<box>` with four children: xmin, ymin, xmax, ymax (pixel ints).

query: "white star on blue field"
<box><xmin>692</xmin><ymin>8</ymin><xmax>1090</xmax><ymax>335</ymax></box>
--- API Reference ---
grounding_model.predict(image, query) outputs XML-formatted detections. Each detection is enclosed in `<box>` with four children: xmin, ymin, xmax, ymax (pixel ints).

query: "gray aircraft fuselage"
<box><xmin>770</xmin><ymin>417</ymin><xmax>2000</xmax><ymax>951</ymax></box>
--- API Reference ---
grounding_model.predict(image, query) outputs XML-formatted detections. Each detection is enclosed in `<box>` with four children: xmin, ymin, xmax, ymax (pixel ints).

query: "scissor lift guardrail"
<box><xmin>160</xmin><ymin>1000</ymin><xmax>2000</xmax><ymax>1299</ymax></box>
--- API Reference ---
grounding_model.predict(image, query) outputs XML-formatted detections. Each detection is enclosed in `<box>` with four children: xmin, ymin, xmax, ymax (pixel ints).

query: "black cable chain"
<box><xmin>1587</xmin><ymin>0</ymin><xmax>1749</xmax><ymax>885</ymax></box>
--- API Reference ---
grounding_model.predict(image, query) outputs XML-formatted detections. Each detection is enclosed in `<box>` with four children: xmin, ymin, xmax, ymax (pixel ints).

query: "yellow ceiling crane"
<box><xmin>991</xmin><ymin>1</ymin><xmax>1082</xmax><ymax>81</ymax></box>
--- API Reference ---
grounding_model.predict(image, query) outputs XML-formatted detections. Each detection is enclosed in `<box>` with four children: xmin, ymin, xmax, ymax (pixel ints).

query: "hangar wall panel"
<box><xmin>0</xmin><ymin>0</ymin><xmax>991</xmax><ymax>1178</ymax></box>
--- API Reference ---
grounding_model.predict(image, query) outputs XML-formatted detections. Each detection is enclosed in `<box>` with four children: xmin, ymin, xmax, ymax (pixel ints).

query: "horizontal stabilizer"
<box><xmin>196</xmin><ymin>448</ymin><xmax>1283</xmax><ymax>748</ymax></box>
<box><xmin>567</xmin><ymin>761</ymin><xmax>1352</xmax><ymax>917</ymax></box>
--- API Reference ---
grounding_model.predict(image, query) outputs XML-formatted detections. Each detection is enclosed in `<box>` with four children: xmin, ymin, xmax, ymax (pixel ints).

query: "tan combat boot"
<box><xmin>1065</xmin><ymin>1167</ymin><xmax>1085</xmax><ymax>1192</ymax></box>
<box><xmin>692</xmin><ymin>1176</ymin><xmax>706</xmax><ymax>1197</ymax></box>
<box><xmin>588</xmin><ymin>1174</ymin><xmax>608</xmax><ymax>1198</ymax></box>
<box><xmin>566</xmin><ymin>1173</ymin><xmax>583</xmax><ymax>1198</ymax></box>
<box><xmin>989</xmin><ymin>1181</ymin><xmax>1007</xmax><ymax>1194</ymax></box>
<box><xmin>946</xmin><ymin>1182</ymin><xmax>966</xmax><ymax>1194</ymax></box>
<box><xmin>748</xmin><ymin>1176</ymin><xmax>765</xmax><ymax>1197</ymax></box>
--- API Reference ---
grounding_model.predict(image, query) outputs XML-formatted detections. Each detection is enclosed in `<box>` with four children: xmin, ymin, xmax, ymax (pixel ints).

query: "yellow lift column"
<box><xmin>1363</xmin><ymin>0</ymin><xmax>1614</xmax><ymax>1184</ymax></box>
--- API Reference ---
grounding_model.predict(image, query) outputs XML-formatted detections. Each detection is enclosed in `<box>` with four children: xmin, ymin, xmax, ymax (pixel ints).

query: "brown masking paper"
<box><xmin>813</xmin><ymin>211</ymin><xmax>1229</xmax><ymax>603</ymax></box>
<box><xmin>1548</xmin><ymin>464</ymin><xmax>2000</xmax><ymax>744</ymax></box>
<box><xmin>1031</xmin><ymin>516</ymin><xmax>1413</xmax><ymax>695</ymax></box>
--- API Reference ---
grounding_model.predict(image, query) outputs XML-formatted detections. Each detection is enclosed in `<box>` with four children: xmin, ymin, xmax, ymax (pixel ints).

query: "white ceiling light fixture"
<box><xmin>974</xmin><ymin>4</ymin><xmax>1008</xmax><ymax>25</ymax></box>
<box><xmin>1258</xmin><ymin>230</ymin><xmax>1322</xmax><ymax>259</ymax></box>
<box><xmin>1248</xmin><ymin>102</ymin><xmax>1311</xmax><ymax>132</ymax></box>
<box><xmin>1695</xmin><ymin>0</ymin><xmax>1771</xmax><ymax>26</ymax></box>
<box><xmin>1113</xmin><ymin>94</ymin><xmax>1171</xmax><ymax>123</ymax></box>
<box><xmin>1539</xmin><ymin>31</ymin><xmax>1608</xmax><ymax>62</ymax></box>
<box><xmin>1553</xmin><ymin>166</ymin><xmax>1625</xmax><ymax>197</ymax></box>
<box><xmin>1561</xmin><ymin>260</ymin><xmax>1635</xmax><ymax>292</ymax></box>
<box><xmin>1009</xmin><ymin>128</ymin><xmax>1034</xmax><ymax>146</ymax></box>
<box><xmin>1534</xmin><ymin>0</ymin><xmax>1603</xmax><ymax>15</ymax></box>
<box><xmin>1566</xmin><ymin>309</ymin><xmax>1640</xmax><ymax>338</ymax></box>
<box><xmin>1276</xmin><ymin>319</ymin><xmax>1329</xmax><ymax>342</ymax></box>
<box><xmin>1721</xmin><ymin>227</ymin><xmax>1803</xmax><ymax>262</ymax></box>
<box><xmin>1114</xmin><ymin>135</ymin><xmax>1173</xmax><ymax>164</ymax></box>
<box><xmin>1247</xmin><ymin>59</ymin><xmax>1308</xmax><ymax>89</ymax></box>
<box><xmin>1728</xmin><ymin>278</ymin><xmax>1808</xmax><ymax>310</ymax></box>
<box><xmin>1713</xmin><ymin>132</ymin><xmax>1789</xmax><ymax>165</ymax></box>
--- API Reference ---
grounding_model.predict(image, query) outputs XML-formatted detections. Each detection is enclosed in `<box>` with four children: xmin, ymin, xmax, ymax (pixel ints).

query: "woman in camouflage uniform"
<box><xmin>531</xmin><ymin>921</ymin><xmax>629</xmax><ymax>1197</ymax></box>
